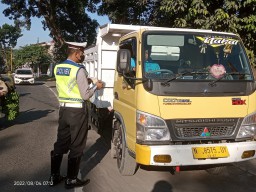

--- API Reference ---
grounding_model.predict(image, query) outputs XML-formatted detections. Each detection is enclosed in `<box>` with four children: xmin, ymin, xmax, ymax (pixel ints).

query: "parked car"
<box><xmin>14</xmin><ymin>68</ymin><xmax>35</xmax><ymax>85</ymax></box>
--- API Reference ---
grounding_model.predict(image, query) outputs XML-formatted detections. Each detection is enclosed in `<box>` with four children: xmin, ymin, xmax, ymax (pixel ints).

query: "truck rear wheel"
<box><xmin>116</xmin><ymin>121</ymin><xmax>137</xmax><ymax>176</ymax></box>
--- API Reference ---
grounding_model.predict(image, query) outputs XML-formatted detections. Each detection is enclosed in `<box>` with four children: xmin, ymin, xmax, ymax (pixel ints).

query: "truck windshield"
<box><xmin>142</xmin><ymin>32</ymin><xmax>253</xmax><ymax>82</ymax></box>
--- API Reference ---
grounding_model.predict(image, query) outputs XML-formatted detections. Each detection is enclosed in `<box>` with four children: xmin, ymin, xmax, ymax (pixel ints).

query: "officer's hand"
<box><xmin>96</xmin><ymin>80</ymin><xmax>104</xmax><ymax>90</ymax></box>
<box><xmin>87</xmin><ymin>78</ymin><xmax>92</xmax><ymax>85</ymax></box>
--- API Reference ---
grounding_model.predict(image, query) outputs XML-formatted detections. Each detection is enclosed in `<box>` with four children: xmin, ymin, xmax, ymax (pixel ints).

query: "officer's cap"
<box><xmin>65</xmin><ymin>41</ymin><xmax>87</xmax><ymax>51</ymax></box>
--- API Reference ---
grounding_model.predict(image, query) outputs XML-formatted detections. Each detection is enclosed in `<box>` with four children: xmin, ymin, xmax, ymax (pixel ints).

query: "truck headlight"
<box><xmin>136</xmin><ymin>110</ymin><xmax>170</xmax><ymax>142</ymax></box>
<box><xmin>237</xmin><ymin>112</ymin><xmax>256</xmax><ymax>139</ymax></box>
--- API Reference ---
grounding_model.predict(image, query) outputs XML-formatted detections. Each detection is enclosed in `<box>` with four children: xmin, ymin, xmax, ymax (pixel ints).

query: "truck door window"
<box><xmin>119</xmin><ymin>38</ymin><xmax>137</xmax><ymax>87</ymax></box>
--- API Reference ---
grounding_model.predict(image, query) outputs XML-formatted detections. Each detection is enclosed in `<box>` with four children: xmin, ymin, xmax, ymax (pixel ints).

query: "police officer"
<box><xmin>49</xmin><ymin>41</ymin><xmax>103</xmax><ymax>189</ymax></box>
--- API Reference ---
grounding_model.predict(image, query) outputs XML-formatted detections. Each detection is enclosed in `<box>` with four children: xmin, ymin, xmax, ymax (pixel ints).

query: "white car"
<box><xmin>14</xmin><ymin>68</ymin><xmax>35</xmax><ymax>85</ymax></box>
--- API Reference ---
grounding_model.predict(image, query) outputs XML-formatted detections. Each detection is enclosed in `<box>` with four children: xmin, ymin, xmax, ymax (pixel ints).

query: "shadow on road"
<box><xmin>17</xmin><ymin>108</ymin><xmax>55</xmax><ymax>124</ymax></box>
<box><xmin>0</xmin><ymin>108</ymin><xmax>55</xmax><ymax>130</ymax></box>
<box><xmin>80</xmin><ymin>136</ymin><xmax>110</xmax><ymax>177</ymax></box>
<box><xmin>15</xmin><ymin>82</ymin><xmax>44</xmax><ymax>86</ymax></box>
<box><xmin>19</xmin><ymin>92</ymin><xmax>31</xmax><ymax>97</ymax></box>
<box><xmin>151</xmin><ymin>180</ymin><xmax>173</xmax><ymax>192</ymax></box>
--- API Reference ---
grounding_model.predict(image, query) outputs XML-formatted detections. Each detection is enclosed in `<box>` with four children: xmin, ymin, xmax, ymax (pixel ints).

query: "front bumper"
<box><xmin>135</xmin><ymin>141</ymin><xmax>256</xmax><ymax>166</ymax></box>
<box><xmin>14</xmin><ymin>78</ymin><xmax>34</xmax><ymax>84</ymax></box>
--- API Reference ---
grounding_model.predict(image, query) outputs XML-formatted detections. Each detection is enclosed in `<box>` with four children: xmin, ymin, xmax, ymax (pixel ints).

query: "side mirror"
<box><xmin>117</xmin><ymin>49</ymin><xmax>131</xmax><ymax>74</ymax></box>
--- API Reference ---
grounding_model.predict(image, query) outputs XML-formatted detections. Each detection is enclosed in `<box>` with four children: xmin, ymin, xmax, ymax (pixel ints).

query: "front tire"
<box><xmin>110</xmin><ymin>135</ymin><xmax>117</xmax><ymax>159</ymax></box>
<box><xmin>115</xmin><ymin>121</ymin><xmax>137</xmax><ymax>176</ymax></box>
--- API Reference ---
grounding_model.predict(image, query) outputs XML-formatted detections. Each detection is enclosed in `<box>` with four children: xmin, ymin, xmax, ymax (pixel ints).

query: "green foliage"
<box><xmin>95</xmin><ymin>0</ymin><xmax>150</xmax><ymax>24</ymax></box>
<box><xmin>94</xmin><ymin>0</ymin><xmax>256</xmax><ymax>64</ymax></box>
<box><xmin>0</xmin><ymin>53</ymin><xmax>5</xmax><ymax>67</ymax></box>
<box><xmin>3</xmin><ymin>90</ymin><xmax>19</xmax><ymax>121</ymax></box>
<box><xmin>2</xmin><ymin>0</ymin><xmax>256</xmax><ymax>64</ymax></box>
<box><xmin>0</xmin><ymin>22</ymin><xmax>22</xmax><ymax>70</ymax></box>
<box><xmin>13</xmin><ymin>44</ymin><xmax>53</xmax><ymax>70</ymax></box>
<box><xmin>50</xmin><ymin>44</ymin><xmax>68</xmax><ymax>64</ymax></box>
<box><xmin>0</xmin><ymin>23</ymin><xmax>22</xmax><ymax>48</ymax></box>
<box><xmin>1</xmin><ymin>0</ymin><xmax>99</xmax><ymax>47</ymax></box>
<box><xmin>158</xmin><ymin>0</ymin><xmax>256</xmax><ymax>63</ymax></box>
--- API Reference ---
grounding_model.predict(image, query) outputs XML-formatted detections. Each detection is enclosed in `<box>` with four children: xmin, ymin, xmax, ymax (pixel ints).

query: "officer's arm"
<box><xmin>77</xmin><ymin>68</ymin><xmax>96</xmax><ymax>101</ymax></box>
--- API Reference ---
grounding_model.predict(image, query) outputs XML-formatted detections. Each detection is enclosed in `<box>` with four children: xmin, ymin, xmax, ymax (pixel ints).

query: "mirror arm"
<box><xmin>122</xmin><ymin>71</ymin><xmax>146</xmax><ymax>81</ymax></box>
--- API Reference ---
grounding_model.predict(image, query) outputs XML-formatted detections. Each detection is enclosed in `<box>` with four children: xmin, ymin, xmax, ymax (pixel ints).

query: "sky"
<box><xmin>0</xmin><ymin>3</ymin><xmax>110</xmax><ymax>48</ymax></box>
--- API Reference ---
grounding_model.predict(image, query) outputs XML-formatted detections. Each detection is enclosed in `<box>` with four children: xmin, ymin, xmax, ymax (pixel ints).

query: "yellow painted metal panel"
<box><xmin>135</xmin><ymin>144</ymin><xmax>151</xmax><ymax>165</ymax></box>
<box><xmin>248</xmin><ymin>92</ymin><xmax>256</xmax><ymax>114</ymax></box>
<box><xmin>158</xmin><ymin>96</ymin><xmax>249</xmax><ymax>119</ymax></box>
<box><xmin>136</xmin><ymin>84</ymin><xmax>161</xmax><ymax>116</ymax></box>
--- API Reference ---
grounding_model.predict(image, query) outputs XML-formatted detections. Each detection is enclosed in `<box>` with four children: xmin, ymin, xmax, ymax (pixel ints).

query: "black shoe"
<box><xmin>49</xmin><ymin>174</ymin><xmax>66</xmax><ymax>186</ymax></box>
<box><xmin>49</xmin><ymin>151</ymin><xmax>65</xmax><ymax>187</ymax></box>
<box><xmin>65</xmin><ymin>178</ymin><xmax>90</xmax><ymax>189</ymax></box>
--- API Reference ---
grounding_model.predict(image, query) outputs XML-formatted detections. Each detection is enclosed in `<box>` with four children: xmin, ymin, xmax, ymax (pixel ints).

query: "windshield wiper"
<box><xmin>209</xmin><ymin>72</ymin><xmax>250</xmax><ymax>86</ymax></box>
<box><xmin>161</xmin><ymin>71</ymin><xmax>210</xmax><ymax>85</ymax></box>
<box><xmin>145</xmin><ymin>69</ymin><xmax>175</xmax><ymax>81</ymax></box>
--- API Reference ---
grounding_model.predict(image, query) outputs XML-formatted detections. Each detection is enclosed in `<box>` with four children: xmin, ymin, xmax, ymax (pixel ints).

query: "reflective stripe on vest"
<box><xmin>54</xmin><ymin>60</ymin><xmax>84</xmax><ymax>103</ymax></box>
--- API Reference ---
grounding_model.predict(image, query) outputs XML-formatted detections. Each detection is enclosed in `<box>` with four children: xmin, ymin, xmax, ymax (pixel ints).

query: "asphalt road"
<box><xmin>1</xmin><ymin>81</ymin><xmax>256</xmax><ymax>192</ymax></box>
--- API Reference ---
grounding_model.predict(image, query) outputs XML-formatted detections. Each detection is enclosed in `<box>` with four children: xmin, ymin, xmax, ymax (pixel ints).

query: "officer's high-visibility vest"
<box><xmin>54</xmin><ymin>60</ymin><xmax>84</xmax><ymax>103</ymax></box>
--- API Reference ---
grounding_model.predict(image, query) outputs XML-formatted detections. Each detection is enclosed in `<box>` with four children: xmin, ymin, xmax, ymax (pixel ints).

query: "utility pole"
<box><xmin>10</xmin><ymin>47</ymin><xmax>13</xmax><ymax>72</ymax></box>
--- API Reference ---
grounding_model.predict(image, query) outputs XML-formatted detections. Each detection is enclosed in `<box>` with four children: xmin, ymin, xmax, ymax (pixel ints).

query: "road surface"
<box><xmin>0</xmin><ymin>81</ymin><xmax>256</xmax><ymax>192</ymax></box>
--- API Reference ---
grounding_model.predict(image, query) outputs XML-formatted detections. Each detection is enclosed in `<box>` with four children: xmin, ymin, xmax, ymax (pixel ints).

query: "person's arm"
<box><xmin>77</xmin><ymin>68</ymin><xmax>97</xmax><ymax>101</ymax></box>
<box><xmin>131</xmin><ymin>58</ymin><xmax>136</xmax><ymax>71</ymax></box>
<box><xmin>0</xmin><ymin>80</ymin><xmax>8</xmax><ymax>97</ymax></box>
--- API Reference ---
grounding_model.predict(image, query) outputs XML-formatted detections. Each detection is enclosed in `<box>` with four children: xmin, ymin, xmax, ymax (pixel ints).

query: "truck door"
<box><xmin>114</xmin><ymin>38</ymin><xmax>137</xmax><ymax>148</ymax></box>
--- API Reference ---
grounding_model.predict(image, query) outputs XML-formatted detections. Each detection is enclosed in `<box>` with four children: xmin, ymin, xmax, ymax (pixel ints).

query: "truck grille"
<box><xmin>173</xmin><ymin>118</ymin><xmax>238</xmax><ymax>139</ymax></box>
<box><xmin>176</xmin><ymin>126</ymin><xmax>235</xmax><ymax>138</ymax></box>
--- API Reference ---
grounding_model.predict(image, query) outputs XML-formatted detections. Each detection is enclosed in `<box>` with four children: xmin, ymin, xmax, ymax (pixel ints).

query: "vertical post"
<box><xmin>10</xmin><ymin>47</ymin><xmax>13</xmax><ymax>72</ymax></box>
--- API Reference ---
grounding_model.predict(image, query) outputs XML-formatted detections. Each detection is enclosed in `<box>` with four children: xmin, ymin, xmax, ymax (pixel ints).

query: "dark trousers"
<box><xmin>53</xmin><ymin>106</ymin><xmax>88</xmax><ymax>158</ymax></box>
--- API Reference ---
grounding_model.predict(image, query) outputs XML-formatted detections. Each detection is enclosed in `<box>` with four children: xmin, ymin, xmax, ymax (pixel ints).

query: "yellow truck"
<box><xmin>84</xmin><ymin>24</ymin><xmax>256</xmax><ymax>176</ymax></box>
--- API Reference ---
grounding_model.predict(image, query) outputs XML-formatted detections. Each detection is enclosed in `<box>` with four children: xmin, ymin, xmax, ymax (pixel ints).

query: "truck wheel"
<box><xmin>110</xmin><ymin>122</ymin><xmax>119</xmax><ymax>158</ymax></box>
<box><xmin>110</xmin><ymin>130</ymin><xmax>117</xmax><ymax>158</ymax></box>
<box><xmin>116</xmin><ymin>121</ymin><xmax>137</xmax><ymax>176</ymax></box>
<box><xmin>110</xmin><ymin>141</ymin><xmax>116</xmax><ymax>158</ymax></box>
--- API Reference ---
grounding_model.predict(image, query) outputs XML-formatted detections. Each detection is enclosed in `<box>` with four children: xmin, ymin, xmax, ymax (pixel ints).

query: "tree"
<box><xmin>237</xmin><ymin>0</ymin><xmax>256</xmax><ymax>62</ymax></box>
<box><xmin>94</xmin><ymin>0</ymin><xmax>256</xmax><ymax>65</ymax></box>
<box><xmin>0</xmin><ymin>53</ymin><xmax>5</xmax><ymax>72</ymax></box>
<box><xmin>13</xmin><ymin>44</ymin><xmax>53</xmax><ymax>74</ymax></box>
<box><xmin>1</xmin><ymin>0</ymin><xmax>99</xmax><ymax>48</ymax></box>
<box><xmin>0</xmin><ymin>22</ymin><xmax>23</xmax><ymax>71</ymax></box>
<box><xmin>95</xmin><ymin>0</ymin><xmax>149</xmax><ymax>24</ymax></box>
<box><xmin>0</xmin><ymin>23</ymin><xmax>23</xmax><ymax>49</ymax></box>
<box><xmin>2</xmin><ymin>0</ymin><xmax>256</xmax><ymax>65</ymax></box>
<box><xmin>158</xmin><ymin>0</ymin><xmax>256</xmax><ymax>64</ymax></box>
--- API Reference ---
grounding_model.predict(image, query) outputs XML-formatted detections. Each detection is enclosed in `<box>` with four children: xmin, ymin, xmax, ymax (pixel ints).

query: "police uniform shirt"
<box><xmin>76</xmin><ymin>66</ymin><xmax>97</xmax><ymax>101</ymax></box>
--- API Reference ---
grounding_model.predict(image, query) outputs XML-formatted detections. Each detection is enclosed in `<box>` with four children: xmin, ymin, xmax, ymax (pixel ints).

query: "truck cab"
<box><xmin>84</xmin><ymin>24</ymin><xmax>256</xmax><ymax>176</ymax></box>
<box><xmin>113</xmin><ymin>27</ymin><xmax>256</xmax><ymax>175</ymax></box>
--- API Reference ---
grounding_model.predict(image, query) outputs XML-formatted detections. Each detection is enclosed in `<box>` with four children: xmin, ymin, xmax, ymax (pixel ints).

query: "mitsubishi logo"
<box><xmin>200</xmin><ymin>127</ymin><xmax>211</xmax><ymax>137</ymax></box>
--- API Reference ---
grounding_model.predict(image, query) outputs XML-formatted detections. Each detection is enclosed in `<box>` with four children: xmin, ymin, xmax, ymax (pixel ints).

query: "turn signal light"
<box><xmin>153</xmin><ymin>155</ymin><xmax>171</xmax><ymax>163</ymax></box>
<box><xmin>241</xmin><ymin>150</ymin><xmax>255</xmax><ymax>159</ymax></box>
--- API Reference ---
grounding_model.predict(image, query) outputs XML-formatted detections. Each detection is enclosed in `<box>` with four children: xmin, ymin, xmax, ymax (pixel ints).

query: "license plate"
<box><xmin>192</xmin><ymin>146</ymin><xmax>229</xmax><ymax>159</ymax></box>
